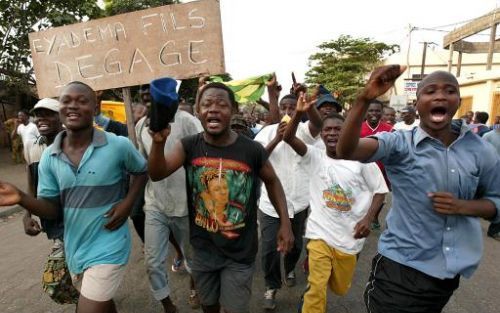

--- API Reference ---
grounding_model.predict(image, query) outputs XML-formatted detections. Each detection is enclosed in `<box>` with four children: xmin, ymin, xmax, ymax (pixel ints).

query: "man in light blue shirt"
<box><xmin>38</xmin><ymin>125</ymin><xmax>146</xmax><ymax>275</ymax></box>
<box><xmin>0</xmin><ymin>81</ymin><xmax>147</xmax><ymax>313</ymax></box>
<box><xmin>337</xmin><ymin>66</ymin><xmax>500</xmax><ymax>313</ymax></box>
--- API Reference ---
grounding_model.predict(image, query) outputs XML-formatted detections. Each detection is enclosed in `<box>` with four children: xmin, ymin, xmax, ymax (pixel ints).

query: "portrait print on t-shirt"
<box><xmin>189</xmin><ymin>156</ymin><xmax>253</xmax><ymax>239</ymax></box>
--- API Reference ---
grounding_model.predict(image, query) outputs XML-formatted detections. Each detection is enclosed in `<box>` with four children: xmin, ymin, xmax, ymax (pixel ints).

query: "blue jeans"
<box><xmin>144</xmin><ymin>210</ymin><xmax>191</xmax><ymax>301</ymax></box>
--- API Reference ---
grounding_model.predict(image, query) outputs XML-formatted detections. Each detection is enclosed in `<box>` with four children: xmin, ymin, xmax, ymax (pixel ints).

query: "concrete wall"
<box><xmin>459</xmin><ymin>80</ymin><xmax>494</xmax><ymax>114</ymax></box>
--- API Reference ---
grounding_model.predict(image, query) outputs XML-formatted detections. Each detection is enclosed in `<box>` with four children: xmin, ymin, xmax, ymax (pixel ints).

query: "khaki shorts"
<box><xmin>71</xmin><ymin>264</ymin><xmax>125</xmax><ymax>302</ymax></box>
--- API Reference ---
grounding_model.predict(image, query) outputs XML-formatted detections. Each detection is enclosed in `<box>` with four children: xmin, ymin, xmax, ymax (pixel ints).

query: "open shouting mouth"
<box><xmin>429</xmin><ymin>106</ymin><xmax>448</xmax><ymax>123</ymax></box>
<box><xmin>207</xmin><ymin>117</ymin><xmax>222</xmax><ymax>128</ymax></box>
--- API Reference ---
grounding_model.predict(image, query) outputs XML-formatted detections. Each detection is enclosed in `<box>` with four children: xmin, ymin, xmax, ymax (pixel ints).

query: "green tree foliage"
<box><xmin>305</xmin><ymin>35</ymin><xmax>399</xmax><ymax>104</ymax></box>
<box><xmin>103</xmin><ymin>0</ymin><xmax>178</xmax><ymax>16</ymax></box>
<box><xmin>0</xmin><ymin>0</ymin><xmax>103</xmax><ymax>95</ymax></box>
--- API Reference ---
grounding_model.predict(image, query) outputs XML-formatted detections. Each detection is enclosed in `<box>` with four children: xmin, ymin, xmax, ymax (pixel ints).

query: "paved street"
<box><xmin>0</xmin><ymin>148</ymin><xmax>499</xmax><ymax>313</ymax></box>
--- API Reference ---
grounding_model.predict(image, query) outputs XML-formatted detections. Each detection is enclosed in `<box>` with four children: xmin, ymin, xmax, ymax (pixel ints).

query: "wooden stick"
<box><xmin>122</xmin><ymin>87</ymin><xmax>138</xmax><ymax>147</ymax></box>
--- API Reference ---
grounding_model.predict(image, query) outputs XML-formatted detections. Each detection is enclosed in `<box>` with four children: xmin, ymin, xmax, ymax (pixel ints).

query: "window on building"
<box><xmin>491</xmin><ymin>93</ymin><xmax>500</xmax><ymax>124</ymax></box>
<box><xmin>456</xmin><ymin>96</ymin><xmax>473</xmax><ymax>118</ymax></box>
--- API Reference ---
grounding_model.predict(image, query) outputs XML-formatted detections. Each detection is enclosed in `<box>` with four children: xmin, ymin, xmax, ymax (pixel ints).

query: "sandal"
<box><xmin>171</xmin><ymin>257</ymin><xmax>185</xmax><ymax>272</ymax></box>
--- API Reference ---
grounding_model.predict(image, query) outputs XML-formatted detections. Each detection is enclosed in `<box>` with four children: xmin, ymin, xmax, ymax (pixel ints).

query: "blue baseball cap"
<box><xmin>316</xmin><ymin>85</ymin><xmax>341</xmax><ymax>112</ymax></box>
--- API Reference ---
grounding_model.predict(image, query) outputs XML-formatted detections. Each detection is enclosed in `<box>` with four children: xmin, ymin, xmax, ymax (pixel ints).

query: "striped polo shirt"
<box><xmin>37</xmin><ymin>129</ymin><xmax>147</xmax><ymax>274</ymax></box>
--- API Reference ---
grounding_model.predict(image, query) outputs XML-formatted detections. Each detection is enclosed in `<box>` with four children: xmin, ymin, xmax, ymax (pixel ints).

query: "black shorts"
<box><xmin>364</xmin><ymin>254</ymin><xmax>460</xmax><ymax>313</ymax></box>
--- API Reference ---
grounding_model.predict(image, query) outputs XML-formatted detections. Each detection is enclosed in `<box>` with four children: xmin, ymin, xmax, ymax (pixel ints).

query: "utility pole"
<box><xmin>447</xmin><ymin>42</ymin><xmax>454</xmax><ymax>72</ymax></box>
<box><xmin>406</xmin><ymin>24</ymin><xmax>414</xmax><ymax>79</ymax></box>
<box><xmin>420</xmin><ymin>42</ymin><xmax>427</xmax><ymax>79</ymax></box>
<box><xmin>419</xmin><ymin>42</ymin><xmax>436</xmax><ymax>79</ymax></box>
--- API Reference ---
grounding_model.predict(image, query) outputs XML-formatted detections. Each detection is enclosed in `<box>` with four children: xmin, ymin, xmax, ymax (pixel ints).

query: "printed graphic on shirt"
<box><xmin>190</xmin><ymin>157</ymin><xmax>253</xmax><ymax>239</ymax></box>
<box><xmin>323</xmin><ymin>183</ymin><xmax>353</xmax><ymax>212</ymax></box>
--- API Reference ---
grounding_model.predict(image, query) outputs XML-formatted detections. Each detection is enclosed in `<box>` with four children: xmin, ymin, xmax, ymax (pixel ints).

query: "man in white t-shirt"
<box><xmin>12</xmin><ymin>110</ymin><xmax>39</xmax><ymax>162</ymax></box>
<box><xmin>254</xmin><ymin>92</ymin><xmax>322</xmax><ymax>310</ymax></box>
<box><xmin>283</xmin><ymin>94</ymin><xmax>388</xmax><ymax>313</ymax></box>
<box><xmin>393</xmin><ymin>105</ymin><xmax>419</xmax><ymax>131</ymax></box>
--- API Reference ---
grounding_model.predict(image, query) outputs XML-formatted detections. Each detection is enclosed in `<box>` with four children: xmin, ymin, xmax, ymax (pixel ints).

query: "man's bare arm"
<box><xmin>283</xmin><ymin>92</ymin><xmax>310</xmax><ymax>156</ymax></box>
<box><xmin>429</xmin><ymin>192</ymin><xmax>497</xmax><ymax>220</ymax></box>
<box><xmin>337</xmin><ymin>65</ymin><xmax>405</xmax><ymax>161</ymax></box>
<box><xmin>148</xmin><ymin>127</ymin><xmax>186</xmax><ymax>181</ymax></box>
<box><xmin>259</xmin><ymin>161</ymin><xmax>294</xmax><ymax>253</ymax></box>
<box><xmin>266</xmin><ymin>73</ymin><xmax>281</xmax><ymax>125</ymax></box>
<box><xmin>354</xmin><ymin>193</ymin><xmax>386</xmax><ymax>239</ymax></box>
<box><xmin>0</xmin><ymin>181</ymin><xmax>58</xmax><ymax>219</ymax></box>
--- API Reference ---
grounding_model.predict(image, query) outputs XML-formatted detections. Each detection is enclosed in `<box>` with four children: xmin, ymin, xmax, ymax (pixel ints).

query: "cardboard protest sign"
<box><xmin>29</xmin><ymin>0</ymin><xmax>225</xmax><ymax>98</ymax></box>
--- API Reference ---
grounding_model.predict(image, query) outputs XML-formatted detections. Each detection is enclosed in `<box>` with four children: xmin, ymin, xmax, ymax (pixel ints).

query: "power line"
<box><xmin>414</xmin><ymin>27</ymin><xmax>450</xmax><ymax>33</ymax></box>
<box><xmin>413</xmin><ymin>26</ymin><xmax>492</xmax><ymax>36</ymax></box>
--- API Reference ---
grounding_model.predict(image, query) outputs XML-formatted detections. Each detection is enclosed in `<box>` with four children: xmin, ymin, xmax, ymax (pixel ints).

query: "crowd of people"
<box><xmin>0</xmin><ymin>65</ymin><xmax>499</xmax><ymax>313</ymax></box>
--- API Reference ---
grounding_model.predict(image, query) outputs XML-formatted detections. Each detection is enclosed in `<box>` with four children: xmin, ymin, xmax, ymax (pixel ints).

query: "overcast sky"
<box><xmin>210</xmin><ymin>0</ymin><xmax>500</xmax><ymax>90</ymax></box>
